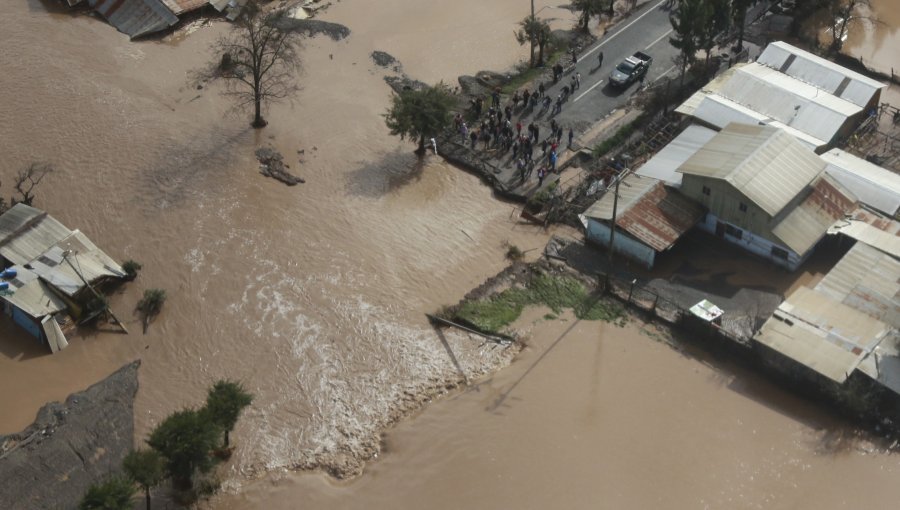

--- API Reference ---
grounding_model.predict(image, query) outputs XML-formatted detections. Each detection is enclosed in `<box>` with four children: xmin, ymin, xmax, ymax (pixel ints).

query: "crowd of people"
<box><xmin>454</xmin><ymin>58</ymin><xmax>590</xmax><ymax>191</ymax></box>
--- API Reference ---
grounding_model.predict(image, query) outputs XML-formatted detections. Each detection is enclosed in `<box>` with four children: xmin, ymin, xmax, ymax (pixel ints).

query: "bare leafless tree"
<box><xmin>0</xmin><ymin>162</ymin><xmax>53</xmax><ymax>214</ymax></box>
<box><xmin>827</xmin><ymin>0</ymin><xmax>879</xmax><ymax>53</ymax></box>
<box><xmin>200</xmin><ymin>1</ymin><xmax>302</xmax><ymax>128</ymax></box>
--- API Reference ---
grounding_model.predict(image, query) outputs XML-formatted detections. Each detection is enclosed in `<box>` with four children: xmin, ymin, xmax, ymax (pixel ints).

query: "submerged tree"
<box><xmin>137</xmin><ymin>288</ymin><xmax>167</xmax><ymax>334</ymax></box>
<box><xmin>515</xmin><ymin>15</ymin><xmax>553</xmax><ymax>67</ymax></box>
<box><xmin>123</xmin><ymin>449</ymin><xmax>166</xmax><ymax>510</ymax></box>
<box><xmin>0</xmin><ymin>162</ymin><xmax>53</xmax><ymax>214</ymax></box>
<box><xmin>202</xmin><ymin>1</ymin><xmax>302</xmax><ymax>128</ymax></box>
<box><xmin>78</xmin><ymin>477</ymin><xmax>136</xmax><ymax>510</ymax></box>
<box><xmin>383</xmin><ymin>83</ymin><xmax>455</xmax><ymax>155</ymax></box>
<box><xmin>205</xmin><ymin>379</ymin><xmax>254</xmax><ymax>449</ymax></box>
<box><xmin>147</xmin><ymin>409</ymin><xmax>221</xmax><ymax>489</ymax></box>
<box><xmin>826</xmin><ymin>0</ymin><xmax>874</xmax><ymax>53</ymax></box>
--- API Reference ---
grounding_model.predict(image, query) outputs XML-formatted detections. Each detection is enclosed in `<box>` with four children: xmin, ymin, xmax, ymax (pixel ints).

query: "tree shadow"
<box><xmin>344</xmin><ymin>148</ymin><xmax>429</xmax><ymax>198</ymax></box>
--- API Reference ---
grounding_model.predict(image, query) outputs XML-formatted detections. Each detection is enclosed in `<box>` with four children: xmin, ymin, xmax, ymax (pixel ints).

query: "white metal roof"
<box><xmin>756</xmin><ymin>286</ymin><xmax>891</xmax><ymax>383</ymax></box>
<box><xmin>757</xmin><ymin>41</ymin><xmax>886</xmax><ymax>107</ymax></box>
<box><xmin>716</xmin><ymin>63</ymin><xmax>862</xmax><ymax>144</ymax></box>
<box><xmin>677</xmin><ymin>123</ymin><xmax>827</xmax><ymax>216</ymax></box>
<box><xmin>815</xmin><ymin>242</ymin><xmax>900</xmax><ymax>328</ymax></box>
<box><xmin>636</xmin><ymin>124</ymin><xmax>718</xmax><ymax>186</ymax></box>
<box><xmin>820</xmin><ymin>149</ymin><xmax>900</xmax><ymax>216</ymax></box>
<box><xmin>583</xmin><ymin>173</ymin><xmax>658</xmax><ymax>221</ymax></box>
<box><xmin>0</xmin><ymin>204</ymin><xmax>72</xmax><ymax>266</ymax></box>
<box><xmin>29</xmin><ymin>231</ymin><xmax>125</xmax><ymax>297</ymax></box>
<box><xmin>0</xmin><ymin>266</ymin><xmax>67</xmax><ymax>319</ymax></box>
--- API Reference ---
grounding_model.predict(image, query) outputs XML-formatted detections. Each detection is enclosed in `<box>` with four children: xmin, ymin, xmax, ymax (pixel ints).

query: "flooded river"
<box><xmin>2</xmin><ymin>0</ymin><xmax>900</xmax><ymax>507</ymax></box>
<box><xmin>841</xmin><ymin>0</ymin><xmax>900</xmax><ymax>76</ymax></box>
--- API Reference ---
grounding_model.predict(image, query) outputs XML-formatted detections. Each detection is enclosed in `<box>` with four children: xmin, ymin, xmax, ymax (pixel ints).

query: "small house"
<box><xmin>0</xmin><ymin>204</ymin><xmax>125</xmax><ymax>352</ymax></box>
<box><xmin>582</xmin><ymin>174</ymin><xmax>704</xmax><ymax>269</ymax></box>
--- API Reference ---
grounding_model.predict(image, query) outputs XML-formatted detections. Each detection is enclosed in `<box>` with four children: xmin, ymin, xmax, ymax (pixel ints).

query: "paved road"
<box><xmin>526</xmin><ymin>0</ymin><xmax>681</xmax><ymax>130</ymax></box>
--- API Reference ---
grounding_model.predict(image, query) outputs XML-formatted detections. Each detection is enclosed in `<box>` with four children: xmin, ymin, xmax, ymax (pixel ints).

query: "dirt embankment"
<box><xmin>0</xmin><ymin>361</ymin><xmax>140</xmax><ymax>510</ymax></box>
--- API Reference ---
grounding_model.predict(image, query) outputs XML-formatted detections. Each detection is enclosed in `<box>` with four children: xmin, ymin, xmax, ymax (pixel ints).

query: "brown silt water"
<box><xmin>2</xmin><ymin>0</ymin><xmax>900</xmax><ymax>508</ymax></box>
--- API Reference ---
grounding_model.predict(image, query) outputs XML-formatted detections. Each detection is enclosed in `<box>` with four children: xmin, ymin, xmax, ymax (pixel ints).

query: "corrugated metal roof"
<box><xmin>771</xmin><ymin>173</ymin><xmax>857</xmax><ymax>255</ymax></box>
<box><xmin>636</xmin><ymin>124</ymin><xmax>717</xmax><ymax>186</ymax></box>
<box><xmin>29</xmin><ymin>231</ymin><xmax>125</xmax><ymax>297</ymax></box>
<box><xmin>583</xmin><ymin>173</ymin><xmax>657</xmax><ymax>221</ymax></box>
<box><xmin>584</xmin><ymin>175</ymin><xmax>702</xmax><ymax>251</ymax></box>
<box><xmin>755</xmin><ymin>286</ymin><xmax>891</xmax><ymax>383</ymax></box>
<box><xmin>678</xmin><ymin>123</ymin><xmax>827</xmax><ymax>216</ymax></box>
<box><xmin>160</xmin><ymin>0</ymin><xmax>206</xmax><ymax>15</ymax></box>
<box><xmin>821</xmin><ymin>149</ymin><xmax>900</xmax><ymax>216</ymax></box>
<box><xmin>616</xmin><ymin>182</ymin><xmax>704</xmax><ymax>251</ymax></box>
<box><xmin>828</xmin><ymin>207</ymin><xmax>900</xmax><ymax>256</ymax></box>
<box><xmin>715</xmin><ymin>63</ymin><xmax>861</xmax><ymax>144</ymax></box>
<box><xmin>757</xmin><ymin>41</ymin><xmax>886</xmax><ymax>108</ymax></box>
<box><xmin>815</xmin><ymin>242</ymin><xmax>900</xmax><ymax>328</ymax></box>
<box><xmin>0</xmin><ymin>266</ymin><xmax>68</xmax><ymax>319</ymax></box>
<box><xmin>87</xmin><ymin>0</ymin><xmax>178</xmax><ymax>39</ymax></box>
<box><xmin>0</xmin><ymin>204</ymin><xmax>72</xmax><ymax>266</ymax></box>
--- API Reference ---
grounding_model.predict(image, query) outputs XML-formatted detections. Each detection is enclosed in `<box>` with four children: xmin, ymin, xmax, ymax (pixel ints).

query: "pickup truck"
<box><xmin>608</xmin><ymin>51</ymin><xmax>652</xmax><ymax>89</ymax></box>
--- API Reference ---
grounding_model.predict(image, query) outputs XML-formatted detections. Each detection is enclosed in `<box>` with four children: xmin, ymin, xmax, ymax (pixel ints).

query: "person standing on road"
<box><xmin>598</xmin><ymin>51</ymin><xmax>604</xmax><ymax>68</ymax></box>
<box><xmin>568</xmin><ymin>128</ymin><xmax>574</xmax><ymax>148</ymax></box>
<box><xmin>571</xmin><ymin>47</ymin><xmax>578</xmax><ymax>65</ymax></box>
<box><xmin>539</xmin><ymin>82</ymin><xmax>546</xmax><ymax>98</ymax></box>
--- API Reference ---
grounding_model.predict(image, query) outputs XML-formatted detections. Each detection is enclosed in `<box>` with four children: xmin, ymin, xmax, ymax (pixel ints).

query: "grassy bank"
<box><xmin>454</xmin><ymin>271</ymin><xmax>624</xmax><ymax>334</ymax></box>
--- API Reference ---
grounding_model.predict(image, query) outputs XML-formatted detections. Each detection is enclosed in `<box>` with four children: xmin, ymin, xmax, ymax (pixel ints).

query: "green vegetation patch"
<box><xmin>455</xmin><ymin>272</ymin><xmax>623</xmax><ymax>334</ymax></box>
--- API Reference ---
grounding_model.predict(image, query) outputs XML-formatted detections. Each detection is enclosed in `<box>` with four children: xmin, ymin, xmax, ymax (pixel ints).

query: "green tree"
<box><xmin>669</xmin><ymin>0</ymin><xmax>704</xmax><ymax>86</ymax></box>
<box><xmin>515</xmin><ymin>15</ymin><xmax>552</xmax><ymax>67</ymax></box>
<box><xmin>123</xmin><ymin>449</ymin><xmax>166</xmax><ymax>510</ymax></box>
<box><xmin>572</xmin><ymin>0</ymin><xmax>611</xmax><ymax>32</ymax></box>
<box><xmin>206</xmin><ymin>379</ymin><xmax>254</xmax><ymax>448</ymax></box>
<box><xmin>384</xmin><ymin>83</ymin><xmax>456</xmax><ymax>155</ymax></box>
<box><xmin>697</xmin><ymin>0</ymin><xmax>730</xmax><ymax>67</ymax></box>
<box><xmin>78</xmin><ymin>477</ymin><xmax>136</xmax><ymax>510</ymax></box>
<box><xmin>147</xmin><ymin>409</ymin><xmax>221</xmax><ymax>489</ymax></box>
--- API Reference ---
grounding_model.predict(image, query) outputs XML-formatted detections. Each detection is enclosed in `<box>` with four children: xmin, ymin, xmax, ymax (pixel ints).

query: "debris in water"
<box><xmin>256</xmin><ymin>147</ymin><xmax>305</xmax><ymax>186</ymax></box>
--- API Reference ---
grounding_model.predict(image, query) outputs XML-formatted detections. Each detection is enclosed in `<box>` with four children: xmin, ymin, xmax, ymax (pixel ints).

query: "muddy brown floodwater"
<box><xmin>213</xmin><ymin>310</ymin><xmax>900</xmax><ymax>509</ymax></box>
<box><xmin>841</xmin><ymin>0</ymin><xmax>900</xmax><ymax>75</ymax></box>
<box><xmin>2</xmin><ymin>0</ymin><xmax>900</xmax><ymax>507</ymax></box>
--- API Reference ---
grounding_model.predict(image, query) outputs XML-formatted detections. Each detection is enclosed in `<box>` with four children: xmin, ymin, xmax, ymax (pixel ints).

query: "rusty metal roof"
<box><xmin>616</xmin><ymin>182</ymin><xmax>704</xmax><ymax>252</ymax></box>
<box><xmin>584</xmin><ymin>175</ymin><xmax>703</xmax><ymax>252</ymax></box>
<box><xmin>87</xmin><ymin>0</ymin><xmax>178</xmax><ymax>38</ymax></box>
<box><xmin>771</xmin><ymin>172</ymin><xmax>857</xmax><ymax>255</ymax></box>
<box><xmin>828</xmin><ymin>207</ymin><xmax>900</xmax><ymax>256</ymax></box>
<box><xmin>815</xmin><ymin>242</ymin><xmax>900</xmax><ymax>328</ymax></box>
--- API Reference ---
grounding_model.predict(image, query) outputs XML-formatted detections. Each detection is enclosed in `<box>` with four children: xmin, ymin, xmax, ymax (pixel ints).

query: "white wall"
<box><xmin>586</xmin><ymin>219</ymin><xmax>656</xmax><ymax>269</ymax></box>
<box><xmin>696</xmin><ymin>213</ymin><xmax>805</xmax><ymax>271</ymax></box>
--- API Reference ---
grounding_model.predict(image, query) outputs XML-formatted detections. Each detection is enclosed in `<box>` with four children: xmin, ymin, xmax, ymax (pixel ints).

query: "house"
<box><xmin>676</xmin><ymin>123</ymin><xmax>858</xmax><ymax>270</ymax></box>
<box><xmin>755</xmin><ymin>238</ymin><xmax>900</xmax><ymax>396</ymax></box>
<box><xmin>0</xmin><ymin>204</ymin><xmax>125</xmax><ymax>352</ymax></box>
<box><xmin>676</xmin><ymin>41</ymin><xmax>886</xmax><ymax>153</ymax></box>
<box><xmin>581</xmin><ymin>174</ymin><xmax>704</xmax><ymax>269</ymax></box>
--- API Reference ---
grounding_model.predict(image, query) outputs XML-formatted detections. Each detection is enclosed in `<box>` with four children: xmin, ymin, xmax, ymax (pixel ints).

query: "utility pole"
<box><xmin>530</xmin><ymin>0</ymin><xmax>536</xmax><ymax>67</ymax></box>
<box><xmin>606</xmin><ymin>155</ymin><xmax>631</xmax><ymax>287</ymax></box>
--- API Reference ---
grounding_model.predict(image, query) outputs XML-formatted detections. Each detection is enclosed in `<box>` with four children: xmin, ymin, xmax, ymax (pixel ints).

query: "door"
<box><xmin>715</xmin><ymin>221</ymin><xmax>725</xmax><ymax>238</ymax></box>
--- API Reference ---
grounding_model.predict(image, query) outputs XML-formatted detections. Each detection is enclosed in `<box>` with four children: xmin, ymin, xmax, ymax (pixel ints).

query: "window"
<box><xmin>771</xmin><ymin>246</ymin><xmax>789</xmax><ymax>260</ymax></box>
<box><xmin>702</xmin><ymin>185</ymin><xmax>711</xmax><ymax>196</ymax></box>
<box><xmin>739</xmin><ymin>202</ymin><xmax>748</xmax><ymax>213</ymax></box>
<box><xmin>725</xmin><ymin>224</ymin><xmax>743</xmax><ymax>240</ymax></box>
